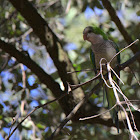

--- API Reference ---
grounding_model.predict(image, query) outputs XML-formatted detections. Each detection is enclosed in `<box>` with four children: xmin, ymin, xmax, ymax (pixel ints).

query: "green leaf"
<box><xmin>36</xmin><ymin>123</ymin><xmax>45</xmax><ymax>129</ymax></box>
<box><xmin>91</xmin><ymin>93</ymin><xmax>97</xmax><ymax>99</ymax></box>
<box><xmin>136</xmin><ymin>10</ymin><xmax>140</xmax><ymax>16</ymax></box>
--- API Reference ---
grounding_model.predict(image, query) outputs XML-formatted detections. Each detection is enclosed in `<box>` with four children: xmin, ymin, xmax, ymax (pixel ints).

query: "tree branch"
<box><xmin>48</xmin><ymin>50</ymin><xmax>140</xmax><ymax>139</ymax></box>
<box><xmin>8</xmin><ymin>0</ymin><xmax>82</xmax><ymax>91</ymax></box>
<box><xmin>1</xmin><ymin>1</ymin><xmax>140</xmax><ymax>138</ymax></box>
<box><xmin>0</xmin><ymin>39</ymin><xmax>140</xmax><ymax>140</ymax></box>
<box><xmin>0</xmin><ymin>39</ymin><xmax>63</xmax><ymax>97</ymax></box>
<box><xmin>8</xmin><ymin>0</ymin><xmax>85</xmax><ymax>115</ymax></box>
<box><xmin>101</xmin><ymin>0</ymin><xmax>140</xmax><ymax>63</ymax></box>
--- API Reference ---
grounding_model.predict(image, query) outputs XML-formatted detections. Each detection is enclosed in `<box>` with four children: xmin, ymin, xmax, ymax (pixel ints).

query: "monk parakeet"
<box><xmin>83</xmin><ymin>25</ymin><xmax>120</xmax><ymax>132</ymax></box>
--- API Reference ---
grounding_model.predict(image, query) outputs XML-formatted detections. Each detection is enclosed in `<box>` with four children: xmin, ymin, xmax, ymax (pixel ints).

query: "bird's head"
<box><xmin>83</xmin><ymin>26</ymin><xmax>94</xmax><ymax>41</ymax></box>
<box><xmin>83</xmin><ymin>26</ymin><xmax>108</xmax><ymax>44</ymax></box>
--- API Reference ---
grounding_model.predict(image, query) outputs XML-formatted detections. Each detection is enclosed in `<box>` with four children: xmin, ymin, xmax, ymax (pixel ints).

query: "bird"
<box><xmin>83</xmin><ymin>25</ymin><xmax>120</xmax><ymax>132</ymax></box>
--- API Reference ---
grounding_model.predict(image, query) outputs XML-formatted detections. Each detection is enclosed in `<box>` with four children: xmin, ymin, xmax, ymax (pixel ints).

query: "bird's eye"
<box><xmin>88</xmin><ymin>30</ymin><xmax>92</xmax><ymax>33</ymax></box>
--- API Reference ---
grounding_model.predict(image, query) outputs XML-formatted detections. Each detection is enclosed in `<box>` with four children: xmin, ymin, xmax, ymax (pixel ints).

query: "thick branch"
<box><xmin>48</xmin><ymin>51</ymin><xmax>140</xmax><ymax>139</ymax></box>
<box><xmin>0</xmin><ymin>39</ymin><xmax>62</xmax><ymax>97</ymax></box>
<box><xmin>101</xmin><ymin>0</ymin><xmax>140</xmax><ymax>62</ymax></box>
<box><xmin>2</xmin><ymin>1</ymin><xmax>140</xmax><ymax>136</ymax></box>
<box><xmin>0</xmin><ymin>39</ymin><xmax>81</xmax><ymax>115</ymax></box>
<box><xmin>8</xmin><ymin>0</ymin><xmax>85</xmax><ymax>115</ymax></box>
<box><xmin>0</xmin><ymin>39</ymin><xmax>140</xmax><ymax>140</ymax></box>
<box><xmin>8</xmin><ymin>0</ymin><xmax>82</xmax><ymax>91</ymax></box>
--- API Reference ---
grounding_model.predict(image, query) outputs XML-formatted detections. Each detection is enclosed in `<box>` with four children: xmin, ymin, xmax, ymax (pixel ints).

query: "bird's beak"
<box><xmin>83</xmin><ymin>33</ymin><xmax>87</xmax><ymax>40</ymax></box>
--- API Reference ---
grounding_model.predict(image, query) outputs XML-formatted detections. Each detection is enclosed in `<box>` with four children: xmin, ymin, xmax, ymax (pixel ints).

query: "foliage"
<box><xmin>0</xmin><ymin>0</ymin><xmax>140</xmax><ymax>139</ymax></box>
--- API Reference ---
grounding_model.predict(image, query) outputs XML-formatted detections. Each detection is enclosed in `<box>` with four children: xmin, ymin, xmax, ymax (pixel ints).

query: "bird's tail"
<box><xmin>104</xmin><ymin>84</ymin><xmax>119</xmax><ymax>133</ymax></box>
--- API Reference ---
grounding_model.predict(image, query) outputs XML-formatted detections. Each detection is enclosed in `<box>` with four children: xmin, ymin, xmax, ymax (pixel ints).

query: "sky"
<box><xmin>1</xmin><ymin>2</ymin><xmax>140</xmax><ymax>139</ymax></box>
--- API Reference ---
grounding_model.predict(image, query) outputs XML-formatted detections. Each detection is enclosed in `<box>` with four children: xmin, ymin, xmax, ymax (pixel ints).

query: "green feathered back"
<box><xmin>90</xmin><ymin>49</ymin><xmax>97</xmax><ymax>74</ymax></box>
<box><xmin>91</xmin><ymin>25</ymin><xmax>108</xmax><ymax>40</ymax></box>
<box><xmin>109</xmin><ymin>40</ymin><xmax>120</xmax><ymax>64</ymax></box>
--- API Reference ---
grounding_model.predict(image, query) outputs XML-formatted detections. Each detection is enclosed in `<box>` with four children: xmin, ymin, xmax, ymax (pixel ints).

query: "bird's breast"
<box><xmin>91</xmin><ymin>41</ymin><xmax>117</xmax><ymax>69</ymax></box>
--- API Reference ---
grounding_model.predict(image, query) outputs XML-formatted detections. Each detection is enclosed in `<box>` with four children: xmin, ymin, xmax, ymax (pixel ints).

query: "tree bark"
<box><xmin>8</xmin><ymin>0</ymin><xmax>85</xmax><ymax>115</ymax></box>
<box><xmin>101</xmin><ymin>0</ymin><xmax>140</xmax><ymax>63</ymax></box>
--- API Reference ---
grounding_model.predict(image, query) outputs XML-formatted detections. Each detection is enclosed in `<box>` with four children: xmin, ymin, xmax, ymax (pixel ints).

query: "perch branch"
<box><xmin>101</xmin><ymin>0</ymin><xmax>140</xmax><ymax>63</ymax></box>
<box><xmin>48</xmin><ymin>45</ymin><xmax>140</xmax><ymax>139</ymax></box>
<box><xmin>1</xmin><ymin>39</ymin><xmax>140</xmax><ymax>140</ymax></box>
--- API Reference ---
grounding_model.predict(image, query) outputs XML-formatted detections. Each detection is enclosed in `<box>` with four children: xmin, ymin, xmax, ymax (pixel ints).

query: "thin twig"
<box><xmin>128</xmin><ymin>66</ymin><xmax>140</xmax><ymax>86</ymax></box>
<box><xmin>20</xmin><ymin>64</ymin><xmax>26</xmax><ymax>89</ymax></box>
<box><xmin>0</xmin><ymin>55</ymin><xmax>11</xmax><ymax>72</ymax></box>
<box><xmin>69</xmin><ymin>72</ymin><xmax>100</xmax><ymax>89</ymax></box>
<box><xmin>79</xmin><ymin>99</ymin><xmax>140</xmax><ymax>121</ymax></box>
<box><xmin>109</xmin><ymin>39</ymin><xmax>139</xmax><ymax>63</ymax></box>
<box><xmin>67</xmin><ymin>68</ymin><xmax>94</xmax><ymax>74</ymax></box>
<box><xmin>100</xmin><ymin>58</ymin><xmax>112</xmax><ymax>88</ymax></box>
<box><xmin>114</xmin><ymin>81</ymin><xmax>140</xmax><ymax>134</ymax></box>
<box><xmin>101</xmin><ymin>0</ymin><xmax>140</xmax><ymax>61</ymax></box>
<box><xmin>48</xmin><ymin>46</ymin><xmax>140</xmax><ymax>139</ymax></box>
<box><xmin>65</xmin><ymin>0</ymin><xmax>72</xmax><ymax>14</ymax></box>
<box><xmin>107</xmin><ymin>62</ymin><xmax>139</xmax><ymax>139</ymax></box>
<box><xmin>7</xmin><ymin>48</ymin><xmax>140</xmax><ymax>139</ymax></box>
<box><xmin>47</xmin><ymin>81</ymin><xmax>103</xmax><ymax>140</ymax></box>
<box><xmin>7</xmin><ymin>72</ymin><xmax>101</xmax><ymax>140</ymax></box>
<box><xmin>79</xmin><ymin>104</ymin><xmax>117</xmax><ymax>121</ymax></box>
<box><xmin>110</xmin><ymin>67</ymin><xmax>124</xmax><ymax>84</ymax></box>
<box><xmin>6</xmin><ymin>108</ymin><xmax>37</xmax><ymax>140</ymax></box>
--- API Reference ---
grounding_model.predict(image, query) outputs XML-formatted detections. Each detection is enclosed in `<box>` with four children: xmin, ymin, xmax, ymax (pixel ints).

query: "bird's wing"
<box><xmin>108</xmin><ymin>40</ymin><xmax>120</xmax><ymax>64</ymax></box>
<box><xmin>90</xmin><ymin>49</ymin><xmax>97</xmax><ymax>74</ymax></box>
<box><xmin>105</xmin><ymin>86</ymin><xmax>119</xmax><ymax>132</ymax></box>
